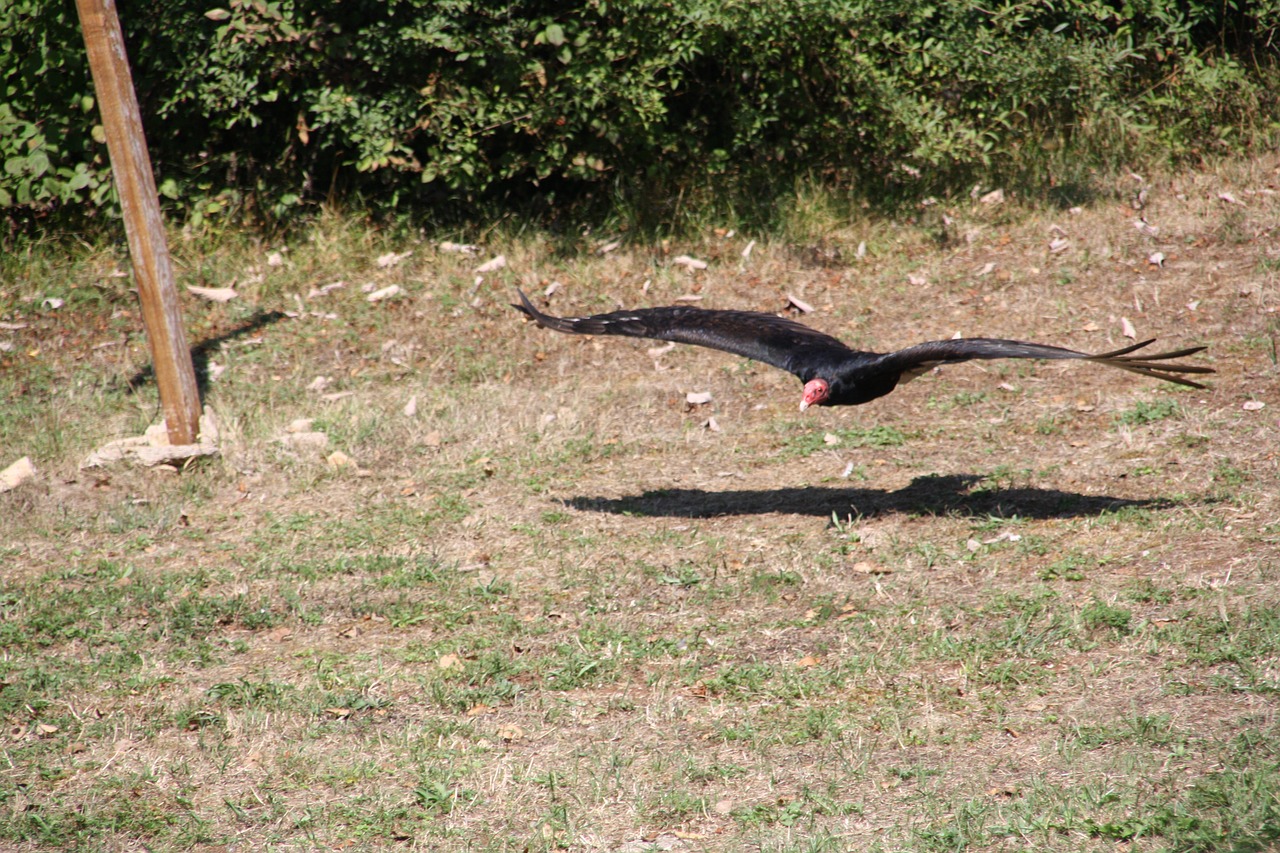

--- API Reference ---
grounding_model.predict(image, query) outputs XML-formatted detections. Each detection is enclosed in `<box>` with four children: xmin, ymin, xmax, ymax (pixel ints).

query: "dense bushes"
<box><xmin>2</xmin><ymin>0</ymin><xmax>1278</xmax><ymax>228</ymax></box>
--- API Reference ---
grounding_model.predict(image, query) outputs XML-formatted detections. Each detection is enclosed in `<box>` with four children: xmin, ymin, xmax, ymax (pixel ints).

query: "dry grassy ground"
<box><xmin>2</xmin><ymin>160</ymin><xmax>1279</xmax><ymax>852</ymax></box>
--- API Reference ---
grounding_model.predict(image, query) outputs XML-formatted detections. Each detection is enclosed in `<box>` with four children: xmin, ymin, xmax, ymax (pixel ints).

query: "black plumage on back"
<box><xmin>512</xmin><ymin>290</ymin><xmax>1214</xmax><ymax>409</ymax></box>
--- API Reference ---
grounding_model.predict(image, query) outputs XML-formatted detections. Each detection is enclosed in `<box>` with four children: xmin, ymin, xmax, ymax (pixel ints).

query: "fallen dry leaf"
<box><xmin>1120</xmin><ymin>316</ymin><xmax>1137</xmax><ymax>339</ymax></box>
<box><xmin>475</xmin><ymin>254</ymin><xmax>507</xmax><ymax>273</ymax></box>
<box><xmin>187</xmin><ymin>285</ymin><xmax>237</xmax><ymax>303</ymax></box>
<box><xmin>686</xmin><ymin>391</ymin><xmax>713</xmax><ymax>405</ymax></box>
<box><xmin>326</xmin><ymin>451</ymin><xmax>356</xmax><ymax>470</ymax></box>
<box><xmin>497</xmin><ymin>723</ymin><xmax>526</xmax><ymax>742</ymax></box>
<box><xmin>0</xmin><ymin>456</ymin><xmax>36</xmax><ymax>493</ymax></box>
<box><xmin>376</xmin><ymin>250</ymin><xmax>412</xmax><ymax>268</ymax></box>
<box><xmin>366</xmin><ymin>284</ymin><xmax>402</xmax><ymax>303</ymax></box>
<box><xmin>787</xmin><ymin>293</ymin><xmax>814</xmax><ymax>313</ymax></box>
<box><xmin>672</xmin><ymin>255</ymin><xmax>708</xmax><ymax>270</ymax></box>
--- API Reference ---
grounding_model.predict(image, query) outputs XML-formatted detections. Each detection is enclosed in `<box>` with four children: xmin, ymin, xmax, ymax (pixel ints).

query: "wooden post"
<box><xmin>76</xmin><ymin>0</ymin><xmax>201</xmax><ymax>445</ymax></box>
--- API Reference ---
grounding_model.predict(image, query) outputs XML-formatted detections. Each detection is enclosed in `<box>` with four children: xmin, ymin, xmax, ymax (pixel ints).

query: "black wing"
<box><xmin>512</xmin><ymin>289</ymin><xmax>860</xmax><ymax>378</ymax></box>
<box><xmin>876</xmin><ymin>337</ymin><xmax>1214</xmax><ymax>389</ymax></box>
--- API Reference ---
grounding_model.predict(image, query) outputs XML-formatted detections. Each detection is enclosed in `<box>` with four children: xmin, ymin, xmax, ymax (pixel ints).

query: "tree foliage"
<box><xmin>3</xmin><ymin>0</ymin><xmax>1278</xmax><ymax>226</ymax></box>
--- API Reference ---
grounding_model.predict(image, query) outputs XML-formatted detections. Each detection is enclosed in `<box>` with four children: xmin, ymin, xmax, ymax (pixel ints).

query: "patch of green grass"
<box><xmin>650</xmin><ymin>561</ymin><xmax>703</xmax><ymax>588</ymax></box>
<box><xmin>972</xmin><ymin>464</ymin><xmax>1035</xmax><ymax>492</ymax></box>
<box><xmin>428</xmin><ymin>651</ymin><xmax>524</xmax><ymax>711</ymax></box>
<box><xmin>732</xmin><ymin>786</ymin><xmax>860</xmax><ymax>832</ymax></box>
<box><xmin>1211</xmin><ymin>460</ymin><xmax>1250</xmax><ymax>488</ymax></box>
<box><xmin>927</xmin><ymin>390</ymin><xmax>988</xmax><ymax>412</ymax></box>
<box><xmin>413</xmin><ymin>779</ymin><xmax>478</xmax><ymax>815</ymax></box>
<box><xmin>1000</xmin><ymin>723</ymin><xmax>1280</xmax><ymax>849</ymax></box>
<box><xmin>1114</xmin><ymin>399</ymin><xmax>1180</xmax><ymax>426</ymax></box>
<box><xmin>1080</xmin><ymin>599</ymin><xmax>1133</xmax><ymax>636</ymax></box>
<box><xmin>775</xmin><ymin>423</ymin><xmax>910</xmax><ymax>457</ymax></box>
<box><xmin>1158</xmin><ymin>606</ymin><xmax>1280</xmax><ymax>693</ymax></box>
<box><xmin>1038</xmin><ymin>554</ymin><xmax>1088</xmax><ymax>581</ymax></box>
<box><xmin>205</xmin><ymin>679</ymin><xmax>295</xmax><ymax>709</ymax></box>
<box><xmin>750</xmin><ymin>568</ymin><xmax>803</xmax><ymax>597</ymax></box>
<box><xmin>646</xmin><ymin>787</ymin><xmax>708</xmax><ymax>822</ymax></box>
<box><xmin>1035</xmin><ymin>413</ymin><xmax>1065</xmax><ymax>435</ymax></box>
<box><xmin>1122</xmin><ymin>577</ymin><xmax>1176</xmax><ymax>604</ymax></box>
<box><xmin>1071</xmin><ymin>713</ymin><xmax>1183</xmax><ymax>750</ymax></box>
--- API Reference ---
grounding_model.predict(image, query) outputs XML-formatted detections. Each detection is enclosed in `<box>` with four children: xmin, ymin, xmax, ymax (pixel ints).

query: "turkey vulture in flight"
<box><xmin>512</xmin><ymin>290</ymin><xmax>1213</xmax><ymax>410</ymax></box>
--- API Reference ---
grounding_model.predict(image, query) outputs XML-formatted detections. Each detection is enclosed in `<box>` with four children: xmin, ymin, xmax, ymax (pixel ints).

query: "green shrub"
<box><xmin>2</xmin><ymin>0</ymin><xmax>1278</xmax><ymax>227</ymax></box>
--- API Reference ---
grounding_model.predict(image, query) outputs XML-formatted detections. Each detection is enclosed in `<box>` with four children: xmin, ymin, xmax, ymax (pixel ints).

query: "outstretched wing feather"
<box><xmin>876</xmin><ymin>337</ymin><xmax>1212</xmax><ymax>389</ymax></box>
<box><xmin>513</xmin><ymin>289</ymin><xmax>854</xmax><ymax>376</ymax></box>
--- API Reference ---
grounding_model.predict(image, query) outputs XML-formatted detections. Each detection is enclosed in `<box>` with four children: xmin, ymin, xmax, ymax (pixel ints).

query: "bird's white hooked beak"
<box><xmin>800</xmin><ymin>378</ymin><xmax>830</xmax><ymax>411</ymax></box>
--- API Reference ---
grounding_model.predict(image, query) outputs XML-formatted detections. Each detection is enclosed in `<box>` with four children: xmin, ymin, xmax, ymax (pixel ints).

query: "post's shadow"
<box><xmin>567</xmin><ymin>473</ymin><xmax>1177</xmax><ymax>520</ymax></box>
<box><xmin>124</xmin><ymin>310</ymin><xmax>288</xmax><ymax>398</ymax></box>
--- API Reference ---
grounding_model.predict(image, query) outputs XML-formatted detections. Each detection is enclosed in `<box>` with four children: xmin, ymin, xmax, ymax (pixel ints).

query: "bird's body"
<box><xmin>512</xmin><ymin>290</ymin><xmax>1213</xmax><ymax>410</ymax></box>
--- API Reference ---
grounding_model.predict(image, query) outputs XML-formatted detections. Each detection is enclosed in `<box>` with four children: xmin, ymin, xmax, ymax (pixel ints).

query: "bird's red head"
<box><xmin>800</xmin><ymin>378</ymin><xmax>830</xmax><ymax>411</ymax></box>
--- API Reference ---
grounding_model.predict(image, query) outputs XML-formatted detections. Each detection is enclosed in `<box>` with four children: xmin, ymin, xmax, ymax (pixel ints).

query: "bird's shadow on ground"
<box><xmin>567</xmin><ymin>473</ymin><xmax>1177</xmax><ymax>520</ymax></box>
